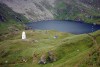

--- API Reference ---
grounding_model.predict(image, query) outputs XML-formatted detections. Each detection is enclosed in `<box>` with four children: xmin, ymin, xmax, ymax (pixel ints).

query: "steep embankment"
<box><xmin>54</xmin><ymin>30</ymin><xmax>100</xmax><ymax>67</ymax></box>
<box><xmin>0</xmin><ymin>3</ymin><xmax>28</xmax><ymax>41</ymax></box>
<box><xmin>54</xmin><ymin>0</ymin><xmax>100</xmax><ymax>24</ymax></box>
<box><xmin>0</xmin><ymin>0</ymin><xmax>100</xmax><ymax>24</ymax></box>
<box><xmin>0</xmin><ymin>0</ymin><xmax>54</xmax><ymax>21</ymax></box>
<box><xmin>0</xmin><ymin>30</ymin><xmax>100</xmax><ymax>67</ymax></box>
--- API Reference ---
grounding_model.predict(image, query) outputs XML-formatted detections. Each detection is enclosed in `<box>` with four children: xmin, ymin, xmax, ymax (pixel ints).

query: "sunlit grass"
<box><xmin>0</xmin><ymin>30</ymin><xmax>100</xmax><ymax>67</ymax></box>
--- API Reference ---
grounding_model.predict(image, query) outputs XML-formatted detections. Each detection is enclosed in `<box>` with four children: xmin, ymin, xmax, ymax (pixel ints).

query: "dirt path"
<box><xmin>88</xmin><ymin>34</ymin><xmax>98</xmax><ymax>45</ymax></box>
<box><xmin>87</xmin><ymin>33</ymin><xmax>98</xmax><ymax>48</ymax></box>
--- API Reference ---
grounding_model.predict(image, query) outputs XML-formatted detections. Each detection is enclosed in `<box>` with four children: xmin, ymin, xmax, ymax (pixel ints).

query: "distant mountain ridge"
<box><xmin>0</xmin><ymin>0</ymin><xmax>100</xmax><ymax>23</ymax></box>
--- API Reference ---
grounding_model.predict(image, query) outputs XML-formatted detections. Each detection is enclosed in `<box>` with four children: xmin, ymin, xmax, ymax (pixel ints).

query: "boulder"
<box><xmin>22</xmin><ymin>57</ymin><xmax>27</xmax><ymax>62</ymax></box>
<box><xmin>48</xmin><ymin>51</ymin><xmax>57</xmax><ymax>62</ymax></box>
<box><xmin>38</xmin><ymin>54</ymin><xmax>46</xmax><ymax>64</ymax></box>
<box><xmin>38</xmin><ymin>51</ymin><xmax>57</xmax><ymax>64</ymax></box>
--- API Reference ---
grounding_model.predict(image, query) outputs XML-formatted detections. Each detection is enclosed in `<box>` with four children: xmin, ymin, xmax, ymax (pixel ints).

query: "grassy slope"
<box><xmin>0</xmin><ymin>3</ymin><xmax>28</xmax><ymax>34</ymax></box>
<box><xmin>53</xmin><ymin>0</ymin><xmax>100</xmax><ymax>24</ymax></box>
<box><xmin>0</xmin><ymin>30</ymin><xmax>100</xmax><ymax>67</ymax></box>
<box><xmin>0</xmin><ymin>3</ymin><xmax>28</xmax><ymax>41</ymax></box>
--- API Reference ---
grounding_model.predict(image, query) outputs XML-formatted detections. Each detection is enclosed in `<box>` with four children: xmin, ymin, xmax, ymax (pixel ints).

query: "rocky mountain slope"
<box><xmin>54</xmin><ymin>0</ymin><xmax>100</xmax><ymax>23</ymax></box>
<box><xmin>0</xmin><ymin>3</ymin><xmax>28</xmax><ymax>39</ymax></box>
<box><xmin>79</xmin><ymin>0</ymin><xmax>100</xmax><ymax>8</ymax></box>
<box><xmin>0</xmin><ymin>0</ymin><xmax>100</xmax><ymax>23</ymax></box>
<box><xmin>0</xmin><ymin>0</ymin><xmax>55</xmax><ymax>21</ymax></box>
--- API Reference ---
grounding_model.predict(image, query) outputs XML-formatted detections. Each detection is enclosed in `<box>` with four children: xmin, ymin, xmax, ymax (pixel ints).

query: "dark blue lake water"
<box><xmin>25</xmin><ymin>20</ymin><xmax>100</xmax><ymax>34</ymax></box>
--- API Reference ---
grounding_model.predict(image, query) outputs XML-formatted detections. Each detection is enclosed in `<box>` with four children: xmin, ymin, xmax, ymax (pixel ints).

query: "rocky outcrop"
<box><xmin>0</xmin><ymin>15</ymin><xmax>6</xmax><ymax>22</ymax></box>
<box><xmin>38</xmin><ymin>54</ymin><xmax>47</xmax><ymax>64</ymax></box>
<box><xmin>38</xmin><ymin>51</ymin><xmax>57</xmax><ymax>64</ymax></box>
<box><xmin>47</xmin><ymin>51</ymin><xmax>57</xmax><ymax>62</ymax></box>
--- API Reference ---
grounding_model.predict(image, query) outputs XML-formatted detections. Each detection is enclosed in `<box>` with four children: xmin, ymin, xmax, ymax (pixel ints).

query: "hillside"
<box><xmin>0</xmin><ymin>30</ymin><xmax>100</xmax><ymax>67</ymax></box>
<box><xmin>79</xmin><ymin>0</ymin><xmax>100</xmax><ymax>8</ymax></box>
<box><xmin>0</xmin><ymin>0</ymin><xmax>100</xmax><ymax>23</ymax></box>
<box><xmin>0</xmin><ymin>0</ymin><xmax>54</xmax><ymax>21</ymax></box>
<box><xmin>54</xmin><ymin>0</ymin><xmax>100</xmax><ymax>24</ymax></box>
<box><xmin>0</xmin><ymin>3</ymin><xmax>28</xmax><ymax>40</ymax></box>
<box><xmin>0</xmin><ymin>0</ymin><xmax>100</xmax><ymax>67</ymax></box>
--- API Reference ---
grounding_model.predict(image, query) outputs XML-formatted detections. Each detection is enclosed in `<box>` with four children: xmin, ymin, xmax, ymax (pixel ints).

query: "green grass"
<box><xmin>0</xmin><ymin>30</ymin><xmax>100</xmax><ymax>67</ymax></box>
<box><xmin>0</xmin><ymin>3</ymin><xmax>28</xmax><ymax>31</ymax></box>
<box><xmin>54</xmin><ymin>0</ymin><xmax>100</xmax><ymax>24</ymax></box>
<box><xmin>0</xmin><ymin>3</ymin><xmax>28</xmax><ymax>41</ymax></box>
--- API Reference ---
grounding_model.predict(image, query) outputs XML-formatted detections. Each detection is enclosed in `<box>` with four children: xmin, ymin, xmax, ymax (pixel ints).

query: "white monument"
<box><xmin>22</xmin><ymin>31</ymin><xmax>26</xmax><ymax>40</ymax></box>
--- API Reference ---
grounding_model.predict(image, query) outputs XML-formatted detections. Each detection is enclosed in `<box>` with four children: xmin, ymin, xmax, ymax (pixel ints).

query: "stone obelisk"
<box><xmin>22</xmin><ymin>31</ymin><xmax>26</xmax><ymax>40</ymax></box>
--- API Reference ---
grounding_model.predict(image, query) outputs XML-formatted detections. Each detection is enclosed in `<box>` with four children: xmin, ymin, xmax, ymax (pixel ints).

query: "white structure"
<box><xmin>22</xmin><ymin>31</ymin><xmax>26</xmax><ymax>40</ymax></box>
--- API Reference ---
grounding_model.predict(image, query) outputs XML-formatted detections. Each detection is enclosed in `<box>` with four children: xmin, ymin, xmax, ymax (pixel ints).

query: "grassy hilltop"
<box><xmin>0</xmin><ymin>30</ymin><xmax>100</xmax><ymax>67</ymax></box>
